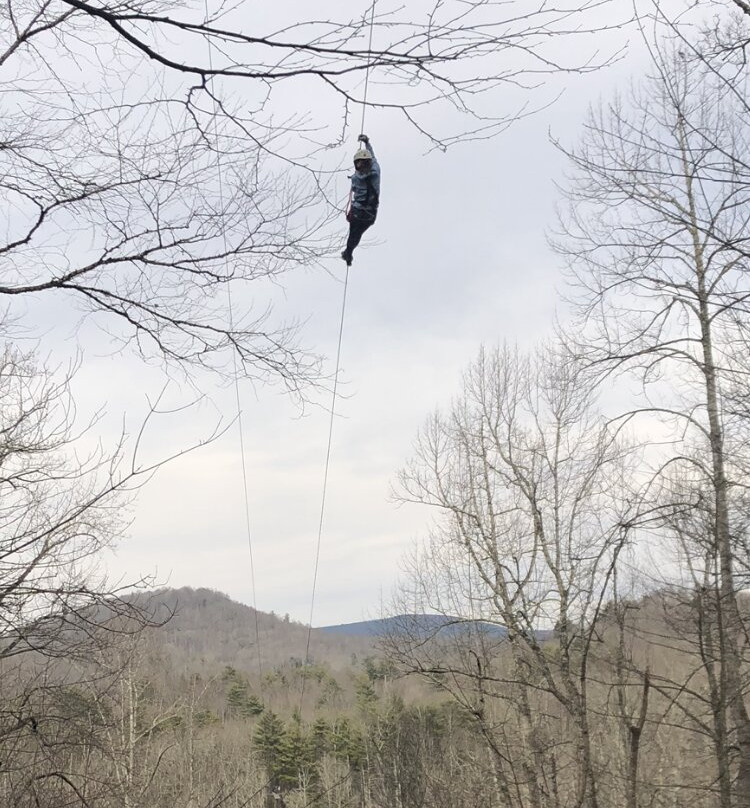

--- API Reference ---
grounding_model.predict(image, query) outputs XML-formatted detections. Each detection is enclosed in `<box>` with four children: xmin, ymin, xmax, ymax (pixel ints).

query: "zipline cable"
<box><xmin>204</xmin><ymin>0</ymin><xmax>263</xmax><ymax>682</ymax></box>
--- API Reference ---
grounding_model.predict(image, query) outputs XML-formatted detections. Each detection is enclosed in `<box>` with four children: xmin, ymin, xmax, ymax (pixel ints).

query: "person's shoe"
<box><xmin>341</xmin><ymin>250</ymin><xmax>353</xmax><ymax>266</ymax></box>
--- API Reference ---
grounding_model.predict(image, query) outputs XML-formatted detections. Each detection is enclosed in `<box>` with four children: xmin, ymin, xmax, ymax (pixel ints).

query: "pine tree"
<box><xmin>223</xmin><ymin>667</ymin><xmax>264</xmax><ymax>718</ymax></box>
<box><xmin>279</xmin><ymin>717</ymin><xmax>318</xmax><ymax>793</ymax></box>
<box><xmin>310</xmin><ymin>717</ymin><xmax>331</xmax><ymax>760</ymax></box>
<box><xmin>253</xmin><ymin>710</ymin><xmax>287</xmax><ymax>790</ymax></box>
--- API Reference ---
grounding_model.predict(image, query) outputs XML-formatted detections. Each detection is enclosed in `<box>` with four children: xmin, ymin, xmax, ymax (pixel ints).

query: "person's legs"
<box><xmin>342</xmin><ymin>215</ymin><xmax>374</xmax><ymax>263</ymax></box>
<box><xmin>345</xmin><ymin>219</ymin><xmax>370</xmax><ymax>256</ymax></box>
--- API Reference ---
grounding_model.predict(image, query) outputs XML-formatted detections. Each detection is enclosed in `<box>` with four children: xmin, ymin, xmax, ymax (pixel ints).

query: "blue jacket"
<box><xmin>349</xmin><ymin>141</ymin><xmax>380</xmax><ymax>219</ymax></box>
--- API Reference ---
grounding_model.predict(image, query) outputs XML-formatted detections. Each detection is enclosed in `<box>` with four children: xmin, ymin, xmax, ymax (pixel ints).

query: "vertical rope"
<box><xmin>203</xmin><ymin>0</ymin><xmax>263</xmax><ymax>682</ymax></box>
<box><xmin>360</xmin><ymin>1</ymin><xmax>377</xmax><ymax>134</ymax></box>
<box><xmin>299</xmin><ymin>2</ymin><xmax>376</xmax><ymax>713</ymax></box>
<box><xmin>227</xmin><ymin>284</ymin><xmax>264</xmax><ymax>684</ymax></box>
<box><xmin>300</xmin><ymin>264</ymin><xmax>351</xmax><ymax>711</ymax></box>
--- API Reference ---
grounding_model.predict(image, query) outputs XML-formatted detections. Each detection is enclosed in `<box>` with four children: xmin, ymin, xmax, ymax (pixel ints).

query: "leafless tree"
<box><xmin>0</xmin><ymin>338</ymin><xmax>218</xmax><ymax>805</ymax></box>
<box><xmin>385</xmin><ymin>344</ymin><xmax>635</xmax><ymax>808</ymax></box>
<box><xmin>0</xmin><ymin>0</ymin><xmax>626</xmax><ymax>389</ymax></box>
<box><xmin>555</xmin><ymin>29</ymin><xmax>750</xmax><ymax>806</ymax></box>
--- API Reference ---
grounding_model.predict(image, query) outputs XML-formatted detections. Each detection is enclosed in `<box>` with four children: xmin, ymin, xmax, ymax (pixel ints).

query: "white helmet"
<box><xmin>353</xmin><ymin>148</ymin><xmax>372</xmax><ymax>162</ymax></box>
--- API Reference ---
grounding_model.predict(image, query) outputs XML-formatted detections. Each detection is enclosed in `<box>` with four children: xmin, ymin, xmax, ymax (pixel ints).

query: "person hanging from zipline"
<box><xmin>341</xmin><ymin>134</ymin><xmax>380</xmax><ymax>266</ymax></box>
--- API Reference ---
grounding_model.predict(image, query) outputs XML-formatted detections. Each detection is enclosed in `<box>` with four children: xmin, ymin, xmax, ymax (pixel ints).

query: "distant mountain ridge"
<box><xmin>131</xmin><ymin>587</ymin><xmax>376</xmax><ymax>673</ymax></box>
<box><xmin>319</xmin><ymin>613</ymin><xmax>508</xmax><ymax>639</ymax></box>
<box><xmin>124</xmin><ymin>588</ymin><xmax>527</xmax><ymax>676</ymax></box>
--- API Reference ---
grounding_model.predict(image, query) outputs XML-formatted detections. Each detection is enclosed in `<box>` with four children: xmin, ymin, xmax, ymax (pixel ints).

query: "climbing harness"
<box><xmin>345</xmin><ymin>169</ymin><xmax>379</xmax><ymax>223</ymax></box>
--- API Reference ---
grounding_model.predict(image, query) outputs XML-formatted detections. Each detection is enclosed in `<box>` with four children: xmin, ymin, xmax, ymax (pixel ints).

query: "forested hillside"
<box><xmin>3</xmin><ymin>585</ymin><xmax>747</xmax><ymax>808</ymax></box>
<box><xmin>136</xmin><ymin>587</ymin><xmax>375</xmax><ymax>672</ymax></box>
<box><xmin>1</xmin><ymin>586</ymin><xmax>490</xmax><ymax>807</ymax></box>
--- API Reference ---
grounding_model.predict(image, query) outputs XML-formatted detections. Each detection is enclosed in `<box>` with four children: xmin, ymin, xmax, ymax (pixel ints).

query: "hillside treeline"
<box><xmin>1</xmin><ymin>585</ymin><xmax>747</xmax><ymax>808</ymax></box>
<box><xmin>0</xmin><ymin>621</ymin><xmax>493</xmax><ymax>808</ymax></box>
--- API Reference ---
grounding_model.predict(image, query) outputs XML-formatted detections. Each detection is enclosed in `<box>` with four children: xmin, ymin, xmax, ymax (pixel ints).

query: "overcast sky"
<box><xmin>23</xmin><ymin>0</ymin><xmax>700</xmax><ymax>626</ymax></box>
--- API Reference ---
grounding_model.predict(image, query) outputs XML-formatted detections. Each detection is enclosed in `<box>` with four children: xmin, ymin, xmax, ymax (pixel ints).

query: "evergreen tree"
<box><xmin>253</xmin><ymin>710</ymin><xmax>287</xmax><ymax>791</ymax></box>
<box><xmin>223</xmin><ymin>666</ymin><xmax>264</xmax><ymax>718</ymax></box>
<box><xmin>310</xmin><ymin>717</ymin><xmax>331</xmax><ymax>760</ymax></box>
<box><xmin>280</xmin><ymin>716</ymin><xmax>319</xmax><ymax>793</ymax></box>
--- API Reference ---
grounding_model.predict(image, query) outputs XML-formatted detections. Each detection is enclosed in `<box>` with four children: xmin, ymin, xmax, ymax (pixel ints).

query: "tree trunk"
<box><xmin>688</xmin><ymin>170</ymin><xmax>750</xmax><ymax>806</ymax></box>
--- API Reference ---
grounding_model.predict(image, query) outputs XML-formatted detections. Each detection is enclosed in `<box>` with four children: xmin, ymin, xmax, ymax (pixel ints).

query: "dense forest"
<box><xmin>2</xmin><ymin>1</ymin><xmax>750</xmax><ymax>807</ymax></box>
<box><xmin>2</xmin><ymin>586</ymin><xmax>749</xmax><ymax>808</ymax></box>
<box><xmin>0</xmin><ymin>587</ymin><xmax>499</xmax><ymax>807</ymax></box>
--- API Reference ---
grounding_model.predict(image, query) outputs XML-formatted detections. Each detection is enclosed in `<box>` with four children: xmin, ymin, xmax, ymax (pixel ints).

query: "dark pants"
<box><xmin>344</xmin><ymin>210</ymin><xmax>376</xmax><ymax>259</ymax></box>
